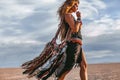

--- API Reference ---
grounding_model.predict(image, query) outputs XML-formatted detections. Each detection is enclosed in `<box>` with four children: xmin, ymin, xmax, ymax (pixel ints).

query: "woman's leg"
<box><xmin>57</xmin><ymin>70</ymin><xmax>70</xmax><ymax>80</ymax></box>
<box><xmin>80</xmin><ymin>50</ymin><xmax>88</xmax><ymax>80</ymax></box>
<box><xmin>57</xmin><ymin>42</ymin><xmax>76</xmax><ymax>80</ymax></box>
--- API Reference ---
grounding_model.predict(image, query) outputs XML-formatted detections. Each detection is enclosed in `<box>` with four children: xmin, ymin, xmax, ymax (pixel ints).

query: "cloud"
<box><xmin>86</xmin><ymin>50</ymin><xmax>112</xmax><ymax>58</ymax></box>
<box><xmin>80</xmin><ymin>0</ymin><xmax>106</xmax><ymax>19</ymax></box>
<box><xmin>0</xmin><ymin>0</ymin><xmax>59</xmax><ymax>44</ymax></box>
<box><xmin>0</xmin><ymin>37</ymin><xmax>44</xmax><ymax>45</ymax></box>
<box><xmin>0</xmin><ymin>0</ymin><xmax>58</xmax><ymax>18</ymax></box>
<box><xmin>83</xmin><ymin>30</ymin><xmax>120</xmax><ymax>64</ymax></box>
<box><xmin>0</xmin><ymin>0</ymin><xmax>120</xmax><ymax>67</ymax></box>
<box><xmin>82</xmin><ymin>14</ymin><xmax>120</xmax><ymax>37</ymax></box>
<box><xmin>0</xmin><ymin>0</ymin><xmax>34</xmax><ymax>20</ymax></box>
<box><xmin>0</xmin><ymin>42</ymin><xmax>44</xmax><ymax>67</ymax></box>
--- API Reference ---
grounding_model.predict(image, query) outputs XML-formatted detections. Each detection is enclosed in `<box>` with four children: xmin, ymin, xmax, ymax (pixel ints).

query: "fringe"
<box><xmin>21</xmin><ymin>41</ymin><xmax>67</xmax><ymax>80</ymax></box>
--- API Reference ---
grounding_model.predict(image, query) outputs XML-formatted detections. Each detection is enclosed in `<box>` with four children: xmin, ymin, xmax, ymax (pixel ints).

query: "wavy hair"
<box><xmin>57</xmin><ymin>0</ymin><xmax>79</xmax><ymax>41</ymax></box>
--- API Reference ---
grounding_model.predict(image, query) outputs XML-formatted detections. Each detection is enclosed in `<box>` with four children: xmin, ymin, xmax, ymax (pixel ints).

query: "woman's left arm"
<box><xmin>76</xmin><ymin>11</ymin><xmax>82</xmax><ymax>30</ymax></box>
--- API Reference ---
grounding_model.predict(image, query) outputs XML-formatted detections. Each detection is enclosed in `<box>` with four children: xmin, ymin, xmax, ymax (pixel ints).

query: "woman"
<box><xmin>56</xmin><ymin>0</ymin><xmax>88</xmax><ymax>80</ymax></box>
<box><xmin>21</xmin><ymin>0</ymin><xmax>88</xmax><ymax>80</ymax></box>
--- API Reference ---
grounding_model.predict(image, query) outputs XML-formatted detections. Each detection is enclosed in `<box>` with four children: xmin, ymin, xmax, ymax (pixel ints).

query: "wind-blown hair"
<box><xmin>57</xmin><ymin>0</ymin><xmax>79</xmax><ymax>41</ymax></box>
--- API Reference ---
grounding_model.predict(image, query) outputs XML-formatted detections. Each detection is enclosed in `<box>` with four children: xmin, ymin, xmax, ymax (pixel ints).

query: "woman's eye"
<box><xmin>74</xmin><ymin>4</ymin><xmax>78</xmax><ymax>7</ymax></box>
<box><xmin>73</xmin><ymin>3</ymin><xmax>78</xmax><ymax>8</ymax></box>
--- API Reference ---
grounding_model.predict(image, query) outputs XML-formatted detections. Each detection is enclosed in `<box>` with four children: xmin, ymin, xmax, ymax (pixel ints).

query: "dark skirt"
<box><xmin>21</xmin><ymin>41</ymin><xmax>82</xmax><ymax>79</ymax></box>
<box><xmin>55</xmin><ymin>41</ymin><xmax>82</xmax><ymax>78</ymax></box>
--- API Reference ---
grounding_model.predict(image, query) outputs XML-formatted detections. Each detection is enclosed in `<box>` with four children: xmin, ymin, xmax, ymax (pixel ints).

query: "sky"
<box><xmin>0</xmin><ymin>0</ymin><xmax>120</xmax><ymax>68</ymax></box>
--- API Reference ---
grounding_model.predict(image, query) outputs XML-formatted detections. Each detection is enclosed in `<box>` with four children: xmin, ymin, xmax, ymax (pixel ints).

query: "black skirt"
<box><xmin>55</xmin><ymin>41</ymin><xmax>82</xmax><ymax>77</ymax></box>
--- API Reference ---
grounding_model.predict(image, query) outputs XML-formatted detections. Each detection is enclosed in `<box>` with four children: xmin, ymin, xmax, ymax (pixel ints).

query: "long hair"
<box><xmin>57</xmin><ymin>0</ymin><xmax>79</xmax><ymax>41</ymax></box>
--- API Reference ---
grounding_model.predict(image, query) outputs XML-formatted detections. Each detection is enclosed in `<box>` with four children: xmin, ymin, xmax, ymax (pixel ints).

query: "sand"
<box><xmin>0</xmin><ymin>63</ymin><xmax>120</xmax><ymax>80</ymax></box>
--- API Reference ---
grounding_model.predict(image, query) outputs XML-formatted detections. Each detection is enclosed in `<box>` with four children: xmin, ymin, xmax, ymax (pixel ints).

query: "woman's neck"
<box><xmin>68</xmin><ymin>10</ymin><xmax>73</xmax><ymax>14</ymax></box>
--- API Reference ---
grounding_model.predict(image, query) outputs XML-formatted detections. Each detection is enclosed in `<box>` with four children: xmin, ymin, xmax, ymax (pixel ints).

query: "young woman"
<box><xmin>21</xmin><ymin>0</ymin><xmax>88</xmax><ymax>80</ymax></box>
<box><xmin>56</xmin><ymin>0</ymin><xmax>88</xmax><ymax>80</ymax></box>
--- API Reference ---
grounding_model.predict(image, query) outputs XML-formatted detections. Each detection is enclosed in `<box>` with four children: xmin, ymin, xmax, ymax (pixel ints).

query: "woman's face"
<box><xmin>71</xmin><ymin>2</ymin><xmax>79</xmax><ymax>12</ymax></box>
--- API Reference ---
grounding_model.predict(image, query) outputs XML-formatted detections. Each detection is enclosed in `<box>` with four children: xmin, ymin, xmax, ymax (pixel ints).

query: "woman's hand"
<box><xmin>76</xmin><ymin>11</ymin><xmax>81</xmax><ymax>18</ymax></box>
<box><xmin>65</xmin><ymin>11</ymin><xmax>82</xmax><ymax>33</ymax></box>
<box><xmin>76</xmin><ymin>11</ymin><xmax>82</xmax><ymax>30</ymax></box>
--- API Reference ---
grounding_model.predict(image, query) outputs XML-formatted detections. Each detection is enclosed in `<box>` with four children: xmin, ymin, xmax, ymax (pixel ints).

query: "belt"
<box><xmin>70</xmin><ymin>38</ymin><xmax>82</xmax><ymax>45</ymax></box>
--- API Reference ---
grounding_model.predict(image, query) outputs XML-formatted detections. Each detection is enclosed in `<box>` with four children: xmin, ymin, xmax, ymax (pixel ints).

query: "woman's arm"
<box><xmin>76</xmin><ymin>11</ymin><xmax>82</xmax><ymax>30</ymax></box>
<box><xmin>65</xmin><ymin>12</ymin><xmax>82</xmax><ymax>33</ymax></box>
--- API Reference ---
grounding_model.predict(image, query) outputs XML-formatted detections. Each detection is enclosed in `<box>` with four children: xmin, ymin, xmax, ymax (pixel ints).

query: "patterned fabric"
<box><xmin>21</xmin><ymin>17</ymin><xmax>83</xmax><ymax>80</ymax></box>
<box><xmin>21</xmin><ymin>41</ymin><xmax>82</xmax><ymax>80</ymax></box>
<box><xmin>55</xmin><ymin>41</ymin><xmax>82</xmax><ymax>78</ymax></box>
<box><xmin>64</xmin><ymin>16</ymin><xmax>83</xmax><ymax>40</ymax></box>
<box><xmin>21</xmin><ymin>40</ymin><xmax>68</xmax><ymax>80</ymax></box>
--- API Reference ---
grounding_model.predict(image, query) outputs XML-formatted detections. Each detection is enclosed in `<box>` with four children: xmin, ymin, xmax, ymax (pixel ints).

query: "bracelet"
<box><xmin>77</xmin><ymin>17</ymin><xmax>81</xmax><ymax>22</ymax></box>
<box><xmin>77</xmin><ymin>17</ymin><xmax>81</xmax><ymax>21</ymax></box>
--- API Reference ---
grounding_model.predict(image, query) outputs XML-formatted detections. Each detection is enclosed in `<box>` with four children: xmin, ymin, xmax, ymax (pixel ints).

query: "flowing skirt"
<box><xmin>21</xmin><ymin>41</ymin><xmax>82</xmax><ymax>80</ymax></box>
<box><xmin>55</xmin><ymin>41</ymin><xmax>82</xmax><ymax>78</ymax></box>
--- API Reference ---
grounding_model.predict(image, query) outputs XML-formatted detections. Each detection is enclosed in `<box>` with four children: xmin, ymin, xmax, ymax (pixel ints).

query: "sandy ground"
<box><xmin>0</xmin><ymin>63</ymin><xmax>120</xmax><ymax>80</ymax></box>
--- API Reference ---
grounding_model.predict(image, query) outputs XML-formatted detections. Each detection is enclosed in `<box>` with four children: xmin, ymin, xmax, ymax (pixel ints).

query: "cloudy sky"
<box><xmin>0</xmin><ymin>0</ymin><xmax>120</xmax><ymax>67</ymax></box>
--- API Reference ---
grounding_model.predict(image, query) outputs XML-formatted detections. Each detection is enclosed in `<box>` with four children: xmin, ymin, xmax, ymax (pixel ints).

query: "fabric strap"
<box><xmin>52</xmin><ymin>24</ymin><xmax>71</xmax><ymax>43</ymax></box>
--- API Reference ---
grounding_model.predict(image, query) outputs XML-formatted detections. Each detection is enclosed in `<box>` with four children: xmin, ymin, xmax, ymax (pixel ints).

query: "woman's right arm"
<box><xmin>65</xmin><ymin>13</ymin><xmax>82</xmax><ymax>33</ymax></box>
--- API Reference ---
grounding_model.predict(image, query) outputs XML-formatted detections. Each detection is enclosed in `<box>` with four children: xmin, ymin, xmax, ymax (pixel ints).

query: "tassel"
<box><xmin>21</xmin><ymin>23</ymin><xmax>70</xmax><ymax>79</ymax></box>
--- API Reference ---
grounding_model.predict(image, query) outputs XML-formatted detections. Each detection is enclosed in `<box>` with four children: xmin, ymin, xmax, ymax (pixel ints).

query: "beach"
<box><xmin>0</xmin><ymin>63</ymin><xmax>120</xmax><ymax>80</ymax></box>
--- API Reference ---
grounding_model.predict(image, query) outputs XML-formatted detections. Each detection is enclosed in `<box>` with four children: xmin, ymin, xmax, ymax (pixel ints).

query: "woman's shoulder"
<box><xmin>65</xmin><ymin>13</ymin><xmax>72</xmax><ymax>18</ymax></box>
<box><xmin>65</xmin><ymin>13</ymin><xmax>74</xmax><ymax>22</ymax></box>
